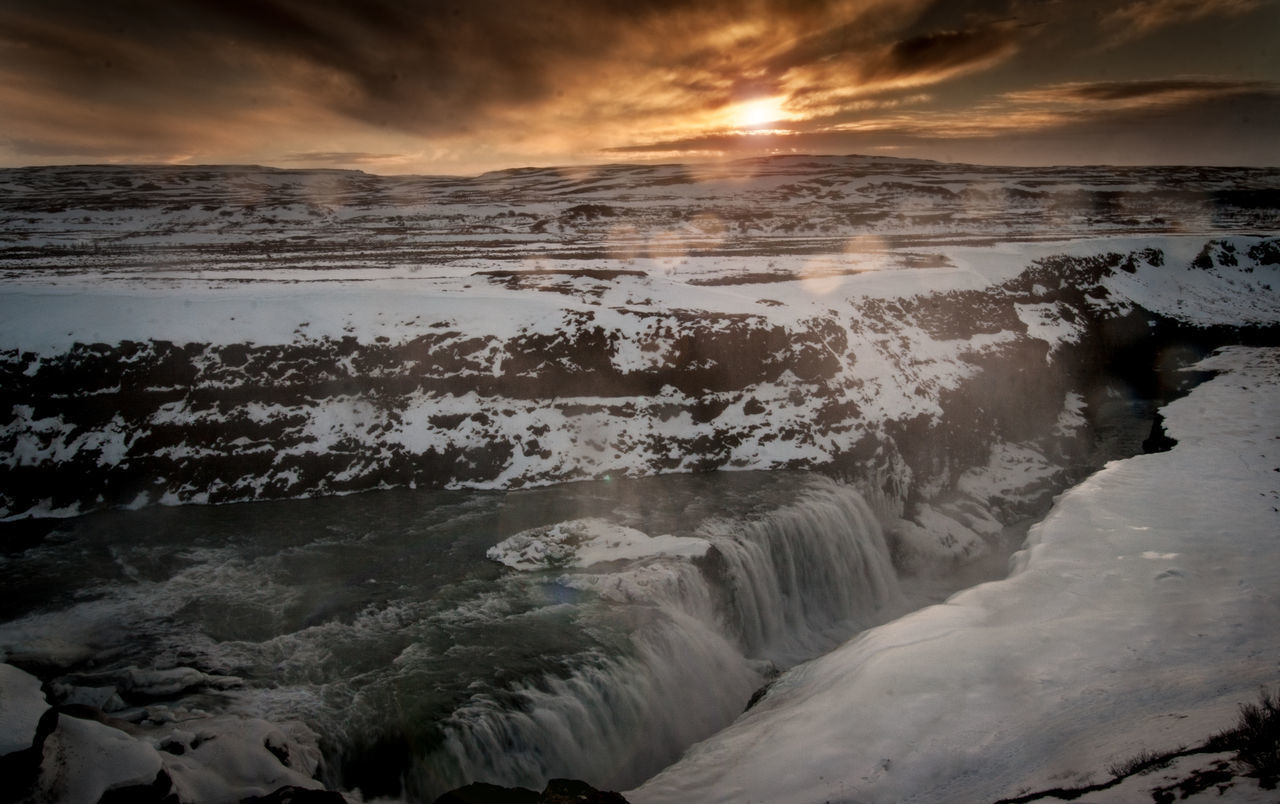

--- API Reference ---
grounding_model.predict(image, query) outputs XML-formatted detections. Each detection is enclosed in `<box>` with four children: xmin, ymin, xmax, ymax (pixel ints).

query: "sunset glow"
<box><xmin>0</xmin><ymin>0</ymin><xmax>1275</xmax><ymax>173</ymax></box>
<box><xmin>730</xmin><ymin>97</ymin><xmax>791</xmax><ymax>130</ymax></box>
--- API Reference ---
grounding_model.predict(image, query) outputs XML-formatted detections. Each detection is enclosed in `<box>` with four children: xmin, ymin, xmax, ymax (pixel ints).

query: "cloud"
<box><xmin>0</xmin><ymin>0</ymin><xmax>1275</xmax><ymax>170</ymax></box>
<box><xmin>1103</xmin><ymin>0</ymin><xmax>1263</xmax><ymax>44</ymax></box>
<box><xmin>772</xmin><ymin>19</ymin><xmax>1023</xmax><ymax>124</ymax></box>
<box><xmin>860</xmin><ymin>21</ymin><xmax>1022</xmax><ymax>85</ymax></box>
<box><xmin>606</xmin><ymin>81</ymin><xmax>1280</xmax><ymax>167</ymax></box>
<box><xmin>280</xmin><ymin>151</ymin><xmax>411</xmax><ymax>166</ymax></box>
<box><xmin>0</xmin><ymin>0</ymin><xmax>1024</xmax><ymax>164</ymax></box>
<box><xmin>1003</xmin><ymin>77</ymin><xmax>1275</xmax><ymax>107</ymax></box>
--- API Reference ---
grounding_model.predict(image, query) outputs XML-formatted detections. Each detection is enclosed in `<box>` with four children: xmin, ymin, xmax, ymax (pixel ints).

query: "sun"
<box><xmin>731</xmin><ymin>96</ymin><xmax>788</xmax><ymax>129</ymax></box>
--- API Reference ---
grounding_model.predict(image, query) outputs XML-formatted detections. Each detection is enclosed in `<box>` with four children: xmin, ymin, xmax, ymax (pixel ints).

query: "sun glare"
<box><xmin>732</xmin><ymin>96</ymin><xmax>788</xmax><ymax>129</ymax></box>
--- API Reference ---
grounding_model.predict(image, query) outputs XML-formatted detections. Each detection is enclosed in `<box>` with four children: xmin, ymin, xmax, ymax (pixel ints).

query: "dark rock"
<box><xmin>1141</xmin><ymin>412</ymin><xmax>1177</xmax><ymax>453</ymax></box>
<box><xmin>0</xmin><ymin>705</ymin><xmax>58</xmax><ymax>801</ymax></box>
<box><xmin>431</xmin><ymin>779</ymin><xmax>629</xmax><ymax>804</ymax></box>
<box><xmin>98</xmin><ymin>769</ymin><xmax>179</xmax><ymax>804</ymax></box>
<box><xmin>744</xmin><ymin>680</ymin><xmax>776</xmax><ymax>712</ymax></box>
<box><xmin>240</xmin><ymin>786</ymin><xmax>349</xmax><ymax>804</ymax></box>
<box><xmin>432</xmin><ymin>782</ymin><xmax>540</xmax><ymax>804</ymax></box>
<box><xmin>541</xmin><ymin>778</ymin><xmax>629</xmax><ymax>803</ymax></box>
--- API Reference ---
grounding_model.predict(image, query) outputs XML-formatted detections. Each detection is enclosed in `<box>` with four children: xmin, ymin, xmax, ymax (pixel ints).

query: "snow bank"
<box><xmin>633</xmin><ymin>346</ymin><xmax>1280</xmax><ymax>803</ymax></box>
<box><xmin>0</xmin><ymin>663</ymin><xmax>49</xmax><ymax>756</ymax></box>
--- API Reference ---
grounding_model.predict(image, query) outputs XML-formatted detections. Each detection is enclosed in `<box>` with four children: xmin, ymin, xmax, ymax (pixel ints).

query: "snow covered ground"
<box><xmin>1</xmin><ymin>157</ymin><xmax>1277</xmax><ymax>802</ymax></box>
<box><xmin>2</xmin><ymin>158</ymin><xmax>1277</xmax><ymax>524</ymax></box>
<box><xmin>632</xmin><ymin>346</ymin><xmax>1280</xmax><ymax>803</ymax></box>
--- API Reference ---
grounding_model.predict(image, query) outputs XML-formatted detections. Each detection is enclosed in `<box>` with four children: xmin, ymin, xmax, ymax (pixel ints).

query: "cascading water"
<box><xmin>0</xmin><ymin>471</ymin><xmax>903</xmax><ymax>802</ymax></box>
<box><xmin>417</xmin><ymin>475</ymin><xmax>903</xmax><ymax>797</ymax></box>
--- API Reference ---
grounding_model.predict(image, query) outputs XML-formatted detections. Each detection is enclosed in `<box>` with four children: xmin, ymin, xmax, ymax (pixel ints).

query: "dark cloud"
<box><xmin>1062</xmin><ymin>78</ymin><xmax>1270</xmax><ymax>102</ymax></box>
<box><xmin>0</xmin><ymin>1</ymin><xmax>921</xmax><ymax>137</ymax></box>
<box><xmin>860</xmin><ymin>21</ymin><xmax>1022</xmax><ymax>84</ymax></box>
<box><xmin>0</xmin><ymin>0</ymin><xmax>1276</xmax><ymax>169</ymax></box>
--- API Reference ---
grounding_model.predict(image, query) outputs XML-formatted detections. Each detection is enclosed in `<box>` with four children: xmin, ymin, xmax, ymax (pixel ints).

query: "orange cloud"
<box><xmin>1103</xmin><ymin>0</ymin><xmax>1264</xmax><ymax>44</ymax></box>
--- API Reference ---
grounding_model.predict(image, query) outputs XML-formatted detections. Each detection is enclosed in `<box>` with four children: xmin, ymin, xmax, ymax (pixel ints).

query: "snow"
<box><xmin>158</xmin><ymin>714</ymin><xmax>326</xmax><ymax>803</ymax></box>
<box><xmin>955</xmin><ymin>440</ymin><xmax>1061</xmax><ymax>506</ymax></box>
<box><xmin>632</xmin><ymin>346</ymin><xmax>1280</xmax><ymax>803</ymax></box>
<box><xmin>486</xmin><ymin>518</ymin><xmax>710</xmax><ymax>570</ymax></box>
<box><xmin>37</xmin><ymin>715</ymin><xmax>164</xmax><ymax>804</ymax></box>
<box><xmin>0</xmin><ymin>662</ymin><xmax>49</xmax><ymax>756</ymax></box>
<box><xmin>892</xmin><ymin>504</ymin><xmax>989</xmax><ymax>563</ymax></box>
<box><xmin>1078</xmin><ymin>752</ymin><xmax>1277</xmax><ymax>803</ymax></box>
<box><xmin>1</xmin><ymin>234</ymin><xmax>1272</xmax><ymax>358</ymax></box>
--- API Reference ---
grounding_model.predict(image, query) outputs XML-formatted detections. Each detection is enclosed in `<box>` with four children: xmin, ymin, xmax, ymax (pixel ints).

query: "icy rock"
<box><xmin>891</xmin><ymin>503</ymin><xmax>989</xmax><ymax>568</ymax></box>
<box><xmin>123</xmin><ymin>665</ymin><xmax>242</xmax><ymax>697</ymax></box>
<box><xmin>37</xmin><ymin>714</ymin><xmax>165</xmax><ymax>804</ymax></box>
<box><xmin>159</xmin><ymin>714</ymin><xmax>327</xmax><ymax>802</ymax></box>
<box><xmin>0</xmin><ymin>663</ymin><xmax>49</xmax><ymax>756</ymax></box>
<box><xmin>486</xmin><ymin>518</ymin><xmax>708</xmax><ymax>571</ymax></box>
<box><xmin>51</xmin><ymin>682</ymin><xmax>128</xmax><ymax>712</ymax></box>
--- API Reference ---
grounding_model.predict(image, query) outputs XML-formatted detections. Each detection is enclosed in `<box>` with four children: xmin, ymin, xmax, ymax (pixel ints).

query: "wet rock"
<box><xmin>433</xmin><ymin>782</ymin><xmax>540</xmax><ymax>804</ymax></box>
<box><xmin>240</xmin><ymin>784</ymin><xmax>349</xmax><ymax>803</ymax></box>
<box><xmin>1141</xmin><ymin>412</ymin><xmax>1177</xmax><ymax>453</ymax></box>
<box><xmin>432</xmin><ymin>779</ymin><xmax>629</xmax><ymax>804</ymax></box>
<box><xmin>541</xmin><ymin>778</ymin><xmax>629</xmax><ymax>803</ymax></box>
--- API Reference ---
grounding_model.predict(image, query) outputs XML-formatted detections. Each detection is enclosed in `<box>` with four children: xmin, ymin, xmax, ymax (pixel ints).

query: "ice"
<box><xmin>632</xmin><ymin>347</ymin><xmax>1280</xmax><ymax>803</ymax></box>
<box><xmin>486</xmin><ymin>518</ymin><xmax>709</xmax><ymax>571</ymax></box>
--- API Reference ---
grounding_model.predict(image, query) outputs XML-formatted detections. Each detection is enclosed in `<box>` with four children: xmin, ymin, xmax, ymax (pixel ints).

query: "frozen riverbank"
<box><xmin>633</xmin><ymin>346</ymin><xmax>1280</xmax><ymax>803</ymax></box>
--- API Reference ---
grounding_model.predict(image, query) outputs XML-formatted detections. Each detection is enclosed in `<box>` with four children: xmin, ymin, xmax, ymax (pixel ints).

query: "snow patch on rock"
<box><xmin>487</xmin><ymin>518</ymin><xmax>710</xmax><ymax>571</ymax></box>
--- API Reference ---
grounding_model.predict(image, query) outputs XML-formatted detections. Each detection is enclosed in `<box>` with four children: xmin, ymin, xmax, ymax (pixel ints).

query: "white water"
<box><xmin>424</xmin><ymin>477</ymin><xmax>902</xmax><ymax>795</ymax></box>
<box><xmin>0</xmin><ymin>472</ymin><xmax>905</xmax><ymax>801</ymax></box>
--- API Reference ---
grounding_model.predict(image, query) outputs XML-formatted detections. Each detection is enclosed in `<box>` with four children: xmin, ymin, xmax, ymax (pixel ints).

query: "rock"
<box><xmin>433</xmin><ymin>781</ymin><xmax>540</xmax><ymax>804</ymax></box>
<box><xmin>96</xmin><ymin>769</ymin><xmax>179</xmax><ymax>804</ymax></box>
<box><xmin>541</xmin><ymin>778</ymin><xmax>629</xmax><ymax>803</ymax></box>
<box><xmin>431</xmin><ymin>779</ymin><xmax>629</xmax><ymax>804</ymax></box>
<box><xmin>240</xmin><ymin>784</ymin><xmax>349</xmax><ymax>803</ymax></box>
<box><xmin>1141</xmin><ymin>412</ymin><xmax>1177</xmax><ymax>453</ymax></box>
<box><xmin>50</xmin><ymin>681</ymin><xmax>128</xmax><ymax>712</ymax></box>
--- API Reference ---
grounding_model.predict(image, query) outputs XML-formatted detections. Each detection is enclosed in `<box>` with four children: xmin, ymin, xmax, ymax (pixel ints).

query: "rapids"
<box><xmin>0</xmin><ymin>471</ymin><xmax>906</xmax><ymax>800</ymax></box>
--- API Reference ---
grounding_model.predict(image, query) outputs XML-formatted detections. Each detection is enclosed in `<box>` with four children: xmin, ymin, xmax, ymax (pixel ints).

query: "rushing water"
<box><xmin>0</xmin><ymin>471</ymin><xmax>907</xmax><ymax>801</ymax></box>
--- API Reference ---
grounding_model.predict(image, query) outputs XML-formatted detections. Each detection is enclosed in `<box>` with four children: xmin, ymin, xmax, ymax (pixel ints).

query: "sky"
<box><xmin>1</xmin><ymin>0</ymin><xmax>1278</xmax><ymax>175</ymax></box>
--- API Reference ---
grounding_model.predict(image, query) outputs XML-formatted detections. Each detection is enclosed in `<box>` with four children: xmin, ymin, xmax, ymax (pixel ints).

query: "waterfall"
<box><xmin>697</xmin><ymin>476</ymin><xmax>901</xmax><ymax>662</ymax></box>
<box><xmin>416</xmin><ymin>476</ymin><xmax>902</xmax><ymax>799</ymax></box>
